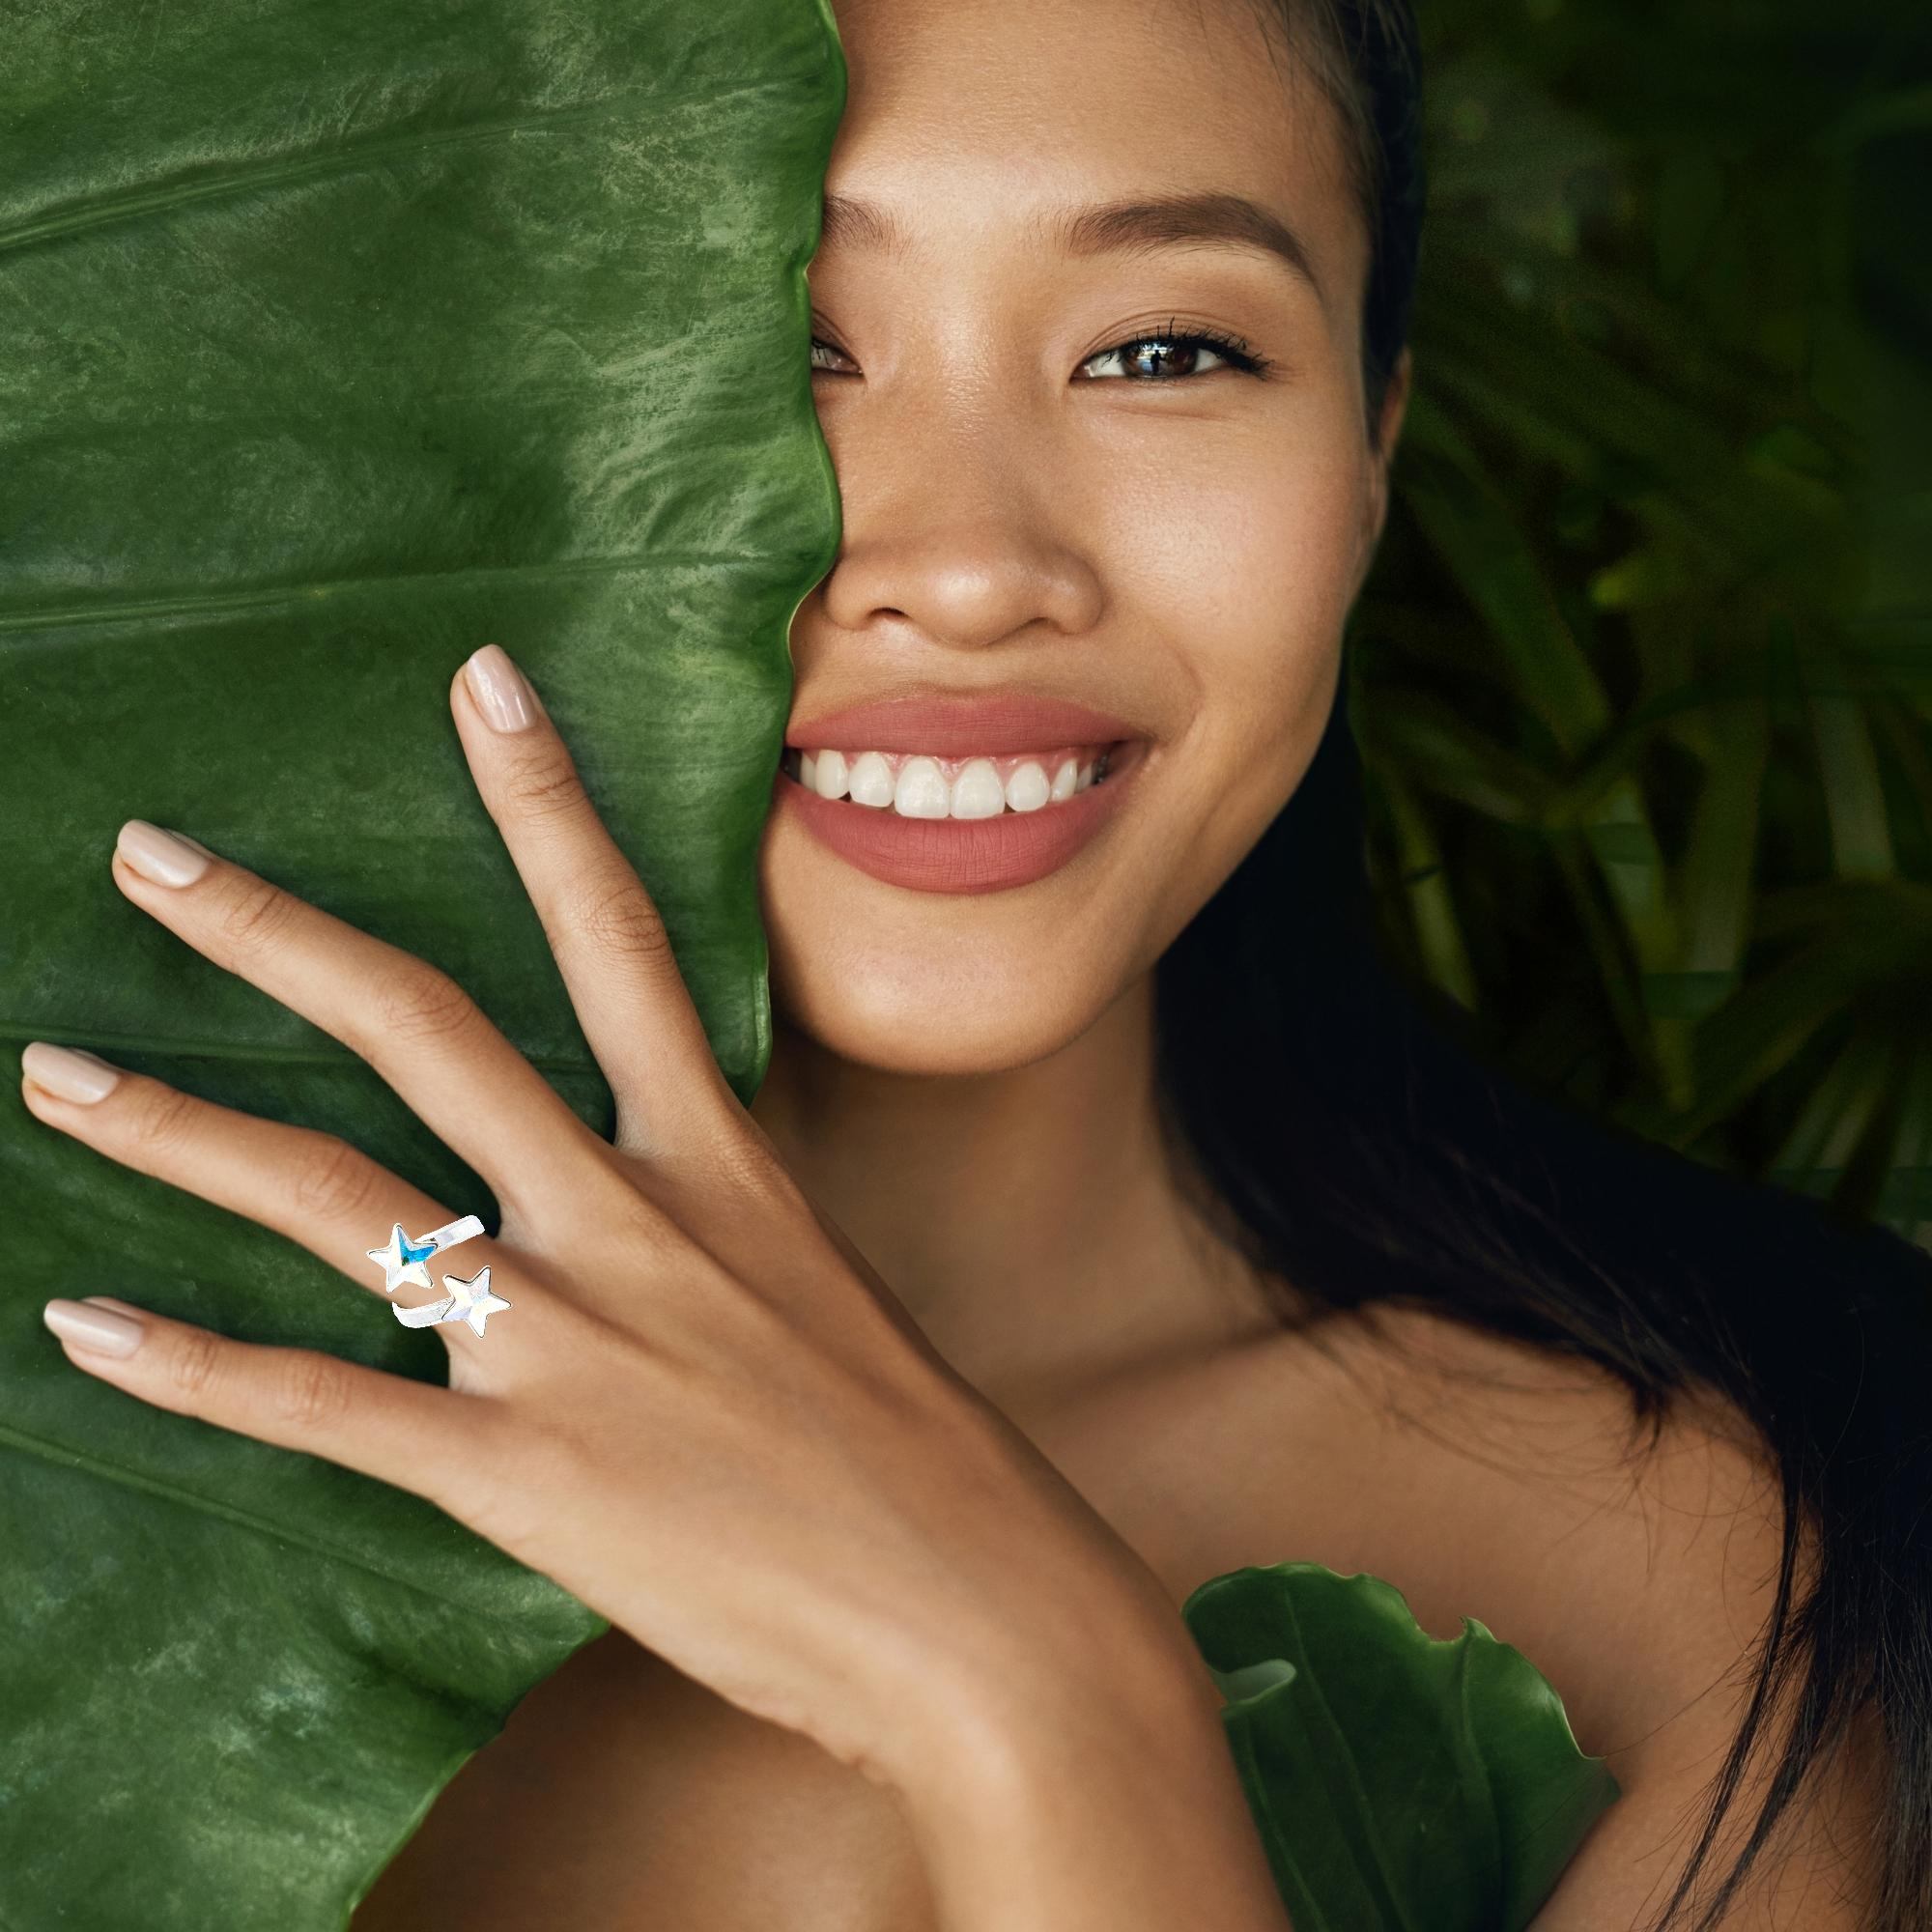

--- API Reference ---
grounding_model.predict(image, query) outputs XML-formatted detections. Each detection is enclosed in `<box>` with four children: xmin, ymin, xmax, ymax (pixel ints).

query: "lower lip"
<box><xmin>771</xmin><ymin>740</ymin><xmax>1148</xmax><ymax>895</ymax></box>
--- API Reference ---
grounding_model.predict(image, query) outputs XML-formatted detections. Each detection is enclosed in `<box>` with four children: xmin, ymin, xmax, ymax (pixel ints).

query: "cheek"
<box><xmin>1098</xmin><ymin>412</ymin><xmax>1366</xmax><ymax>805</ymax></box>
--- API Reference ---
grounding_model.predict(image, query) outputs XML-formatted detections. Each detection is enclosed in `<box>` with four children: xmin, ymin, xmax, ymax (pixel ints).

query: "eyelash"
<box><xmin>1080</xmin><ymin>319</ymin><xmax>1271</xmax><ymax>382</ymax></box>
<box><xmin>808</xmin><ymin>318</ymin><xmax>1272</xmax><ymax>383</ymax></box>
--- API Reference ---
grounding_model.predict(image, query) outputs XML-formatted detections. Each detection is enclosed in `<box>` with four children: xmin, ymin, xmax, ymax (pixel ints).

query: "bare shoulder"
<box><xmin>1237</xmin><ymin>1307</ymin><xmax>1784</xmax><ymax>1699</ymax></box>
<box><xmin>1059</xmin><ymin>1298</ymin><xmax>1786</xmax><ymax>1745</ymax></box>
<box><xmin>1179</xmin><ymin>1302</ymin><xmax>1888</xmax><ymax>1926</ymax></box>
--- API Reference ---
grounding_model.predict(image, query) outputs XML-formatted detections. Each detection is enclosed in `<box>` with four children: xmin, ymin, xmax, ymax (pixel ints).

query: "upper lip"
<box><xmin>784</xmin><ymin>691</ymin><xmax>1148</xmax><ymax>757</ymax></box>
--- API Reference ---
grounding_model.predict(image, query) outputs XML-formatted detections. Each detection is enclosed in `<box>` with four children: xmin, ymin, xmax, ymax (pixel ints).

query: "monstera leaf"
<box><xmin>0</xmin><ymin>0</ymin><xmax>844</xmax><ymax>1923</ymax></box>
<box><xmin>1183</xmin><ymin>1562</ymin><xmax>1622</xmax><ymax>1931</ymax></box>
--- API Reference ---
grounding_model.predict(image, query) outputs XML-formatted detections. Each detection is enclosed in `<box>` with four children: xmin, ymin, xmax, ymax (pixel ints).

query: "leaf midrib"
<box><xmin>0</xmin><ymin>1417</ymin><xmax>554</xmax><ymax>1634</ymax></box>
<box><xmin>0</xmin><ymin>550</ymin><xmax>797</xmax><ymax>635</ymax></box>
<box><xmin>0</xmin><ymin>69</ymin><xmax>812</xmax><ymax>260</ymax></box>
<box><xmin>1268</xmin><ymin>1586</ymin><xmax>1428</xmax><ymax>1932</ymax></box>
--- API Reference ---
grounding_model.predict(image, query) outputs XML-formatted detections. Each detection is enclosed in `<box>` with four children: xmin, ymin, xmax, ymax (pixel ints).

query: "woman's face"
<box><xmin>758</xmin><ymin>0</ymin><xmax>1406</xmax><ymax>1075</ymax></box>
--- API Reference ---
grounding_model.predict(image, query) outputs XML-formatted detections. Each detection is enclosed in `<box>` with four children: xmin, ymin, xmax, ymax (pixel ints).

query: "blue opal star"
<box><xmin>365</xmin><ymin>1223</ymin><xmax>437</xmax><ymax>1296</ymax></box>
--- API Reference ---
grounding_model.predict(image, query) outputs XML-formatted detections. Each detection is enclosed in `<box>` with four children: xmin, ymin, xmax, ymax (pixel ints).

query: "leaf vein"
<box><xmin>0</xmin><ymin>71</ymin><xmax>810</xmax><ymax>259</ymax></box>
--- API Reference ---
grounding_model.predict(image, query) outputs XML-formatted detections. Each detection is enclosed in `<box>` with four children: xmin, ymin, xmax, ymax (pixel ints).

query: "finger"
<box><xmin>106</xmin><ymin>815</ymin><xmax>607</xmax><ymax>1216</ymax></box>
<box><xmin>450</xmin><ymin>644</ymin><xmax>747</xmax><ymax>1161</ymax></box>
<box><xmin>40</xmin><ymin>1291</ymin><xmax>484</xmax><ymax>1513</ymax></box>
<box><xmin>18</xmin><ymin>1042</ymin><xmax>513</xmax><ymax>1346</ymax></box>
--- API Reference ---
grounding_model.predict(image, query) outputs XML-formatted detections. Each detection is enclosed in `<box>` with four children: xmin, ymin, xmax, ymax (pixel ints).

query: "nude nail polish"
<box><xmin>117</xmin><ymin>820</ymin><xmax>211</xmax><ymax>887</ymax></box>
<box><xmin>43</xmin><ymin>1298</ymin><xmax>145</xmax><ymax>1357</ymax></box>
<box><xmin>21</xmin><ymin>1042</ymin><xmax>122</xmax><ymax>1103</ymax></box>
<box><xmin>464</xmin><ymin>644</ymin><xmax>541</xmax><ymax>733</ymax></box>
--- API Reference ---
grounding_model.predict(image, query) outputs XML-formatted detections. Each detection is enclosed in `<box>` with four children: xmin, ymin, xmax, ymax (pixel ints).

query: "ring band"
<box><xmin>410</xmin><ymin>1214</ymin><xmax>485</xmax><ymax>1259</ymax></box>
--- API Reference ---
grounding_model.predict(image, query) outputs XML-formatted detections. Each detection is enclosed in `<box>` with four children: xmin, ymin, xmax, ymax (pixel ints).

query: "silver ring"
<box><xmin>365</xmin><ymin>1216</ymin><xmax>510</xmax><ymax>1335</ymax></box>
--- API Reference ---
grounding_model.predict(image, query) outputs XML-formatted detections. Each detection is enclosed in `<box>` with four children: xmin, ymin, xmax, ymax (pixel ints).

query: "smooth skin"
<box><xmin>25</xmin><ymin>0</ymin><xmax>1884</xmax><ymax>1925</ymax></box>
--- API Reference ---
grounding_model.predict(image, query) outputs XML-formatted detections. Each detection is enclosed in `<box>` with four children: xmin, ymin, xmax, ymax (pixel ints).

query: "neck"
<box><xmin>747</xmin><ymin>972</ymin><xmax>1275</xmax><ymax>1408</ymax></box>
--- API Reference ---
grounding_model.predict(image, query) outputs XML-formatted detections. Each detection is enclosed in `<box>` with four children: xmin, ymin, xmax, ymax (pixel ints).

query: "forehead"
<box><xmin>818</xmin><ymin>0</ymin><xmax>1365</xmax><ymax>311</ymax></box>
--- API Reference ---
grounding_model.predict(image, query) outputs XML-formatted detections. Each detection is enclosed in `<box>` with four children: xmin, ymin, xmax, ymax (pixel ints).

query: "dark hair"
<box><xmin>1155</xmin><ymin>4</ymin><xmax>1932</xmax><ymax>1928</ymax></box>
<box><xmin>1244</xmin><ymin>0</ymin><xmax>1425</xmax><ymax>440</ymax></box>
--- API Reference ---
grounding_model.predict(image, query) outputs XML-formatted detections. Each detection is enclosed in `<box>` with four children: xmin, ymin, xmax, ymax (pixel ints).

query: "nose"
<box><xmin>810</xmin><ymin>422</ymin><xmax>1105</xmax><ymax>655</ymax></box>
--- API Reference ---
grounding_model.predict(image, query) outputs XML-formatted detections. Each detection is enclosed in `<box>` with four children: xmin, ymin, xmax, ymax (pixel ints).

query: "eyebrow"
<box><xmin>818</xmin><ymin>189</ymin><xmax>1325</xmax><ymax>306</ymax></box>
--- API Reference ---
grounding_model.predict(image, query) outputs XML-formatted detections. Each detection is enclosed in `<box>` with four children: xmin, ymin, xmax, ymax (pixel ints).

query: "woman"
<box><xmin>24</xmin><ymin>0</ymin><xmax>1929</xmax><ymax>1926</ymax></box>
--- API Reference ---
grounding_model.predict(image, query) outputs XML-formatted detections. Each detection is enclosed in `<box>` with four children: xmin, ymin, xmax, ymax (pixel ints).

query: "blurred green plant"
<box><xmin>1353</xmin><ymin>0</ymin><xmax>1932</xmax><ymax>1249</ymax></box>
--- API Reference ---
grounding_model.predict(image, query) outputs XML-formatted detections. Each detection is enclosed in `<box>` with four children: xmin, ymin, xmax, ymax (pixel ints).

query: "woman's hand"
<box><xmin>19</xmin><ymin>643</ymin><xmax>1198</xmax><ymax>1807</ymax></box>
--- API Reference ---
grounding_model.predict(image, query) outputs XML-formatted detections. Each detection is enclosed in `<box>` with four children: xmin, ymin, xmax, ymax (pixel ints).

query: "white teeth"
<box><xmin>811</xmin><ymin>747</ymin><xmax>849</xmax><ymax>800</ymax></box>
<box><xmin>791</xmin><ymin>743</ymin><xmax>1121</xmax><ymax>815</ymax></box>
<box><xmin>893</xmin><ymin>755</ymin><xmax>952</xmax><ymax>818</ymax></box>
<box><xmin>845</xmin><ymin>750</ymin><xmax>895</xmax><ymax>808</ymax></box>
<box><xmin>950</xmin><ymin>758</ymin><xmax>1006</xmax><ymax>820</ymax></box>
<box><xmin>1005</xmin><ymin>761</ymin><xmax>1050</xmax><ymax>812</ymax></box>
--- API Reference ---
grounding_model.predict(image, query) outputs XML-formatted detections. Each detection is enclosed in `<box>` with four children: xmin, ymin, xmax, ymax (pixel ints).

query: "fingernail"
<box><xmin>117</xmin><ymin>819</ymin><xmax>211</xmax><ymax>887</ymax></box>
<box><xmin>43</xmin><ymin>1297</ymin><xmax>146</xmax><ymax>1357</ymax></box>
<box><xmin>84</xmin><ymin>1295</ymin><xmax>150</xmax><ymax>1320</ymax></box>
<box><xmin>21</xmin><ymin>1042</ymin><xmax>123</xmax><ymax>1103</ymax></box>
<box><xmin>464</xmin><ymin>644</ymin><xmax>540</xmax><ymax>733</ymax></box>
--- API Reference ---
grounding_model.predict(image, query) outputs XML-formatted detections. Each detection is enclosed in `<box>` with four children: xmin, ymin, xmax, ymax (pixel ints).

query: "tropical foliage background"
<box><xmin>1354</xmin><ymin>0</ymin><xmax>1932</xmax><ymax>1250</ymax></box>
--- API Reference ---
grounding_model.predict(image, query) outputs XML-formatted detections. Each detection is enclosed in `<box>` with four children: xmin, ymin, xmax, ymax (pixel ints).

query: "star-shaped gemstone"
<box><xmin>365</xmin><ymin>1223</ymin><xmax>438</xmax><ymax>1295</ymax></box>
<box><xmin>437</xmin><ymin>1266</ymin><xmax>511</xmax><ymax>1338</ymax></box>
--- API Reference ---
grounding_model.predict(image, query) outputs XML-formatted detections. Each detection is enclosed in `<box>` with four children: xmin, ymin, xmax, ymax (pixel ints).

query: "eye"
<box><xmin>1078</xmin><ymin>321</ymin><xmax>1269</xmax><ymax>383</ymax></box>
<box><xmin>808</xmin><ymin>325</ymin><xmax>1273</xmax><ymax>382</ymax></box>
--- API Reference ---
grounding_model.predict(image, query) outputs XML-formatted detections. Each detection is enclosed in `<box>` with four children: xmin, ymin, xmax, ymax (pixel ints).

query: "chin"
<box><xmin>757</xmin><ymin>818</ymin><xmax>1153</xmax><ymax>1077</ymax></box>
<box><xmin>753</xmin><ymin>715</ymin><xmax>1320</xmax><ymax>1076</ymax></box>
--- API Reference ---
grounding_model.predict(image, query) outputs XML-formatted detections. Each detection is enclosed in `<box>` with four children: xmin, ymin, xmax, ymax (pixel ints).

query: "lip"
<box><xmin>771</xmin><ymin>736</ymin><xmax>1149</xmax><ymax>895</ymax></box>
<box><xmin>784</xmin><ymin>692</ymin><xmax>1148</xmax><ymax>758</ymax></box>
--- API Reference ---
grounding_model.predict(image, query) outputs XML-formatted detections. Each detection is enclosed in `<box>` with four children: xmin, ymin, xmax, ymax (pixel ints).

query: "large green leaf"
<box><xmin>0</xmin><ymin>1</ymin><xmax>845</xmax><ymax>1923</ymax></box>
<box><xmin>1183</xmin><ymin>1562</ymin><xmax>1622</xmax><ymax>1932</ymax></box>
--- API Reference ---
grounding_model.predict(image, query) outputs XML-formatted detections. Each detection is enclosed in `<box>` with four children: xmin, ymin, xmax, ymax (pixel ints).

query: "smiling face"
<box><xmin>757</xmin><ymin>0</ymin><xmax>1408</xmax><ymax>1075</ymax></box>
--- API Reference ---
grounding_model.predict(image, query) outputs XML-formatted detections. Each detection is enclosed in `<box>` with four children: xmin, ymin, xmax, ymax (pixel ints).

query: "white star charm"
<box><xmin>435</xmin><ymin>1266</ymin><xmax>511</xmax><ymax>1338</ymax></box>
<box><xmin>365</xmin><ymin>1223</ymin><xmax>437</xmax><ymax>1295</ymax></box>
